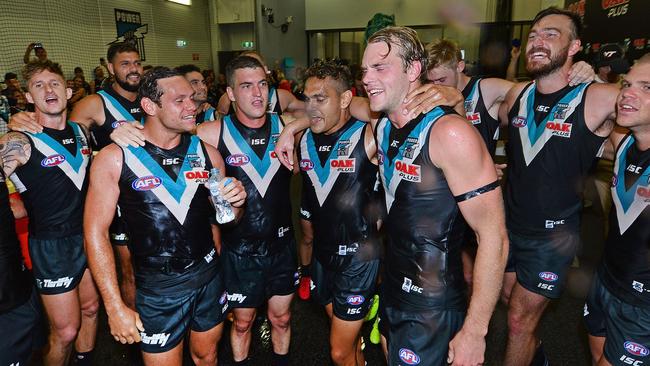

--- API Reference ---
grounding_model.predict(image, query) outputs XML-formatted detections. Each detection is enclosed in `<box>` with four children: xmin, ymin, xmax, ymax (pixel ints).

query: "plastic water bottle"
<box><xmin>208</xmin><ymin>168</ymin><xmax>235</xmax><ymax>224</ymax></box>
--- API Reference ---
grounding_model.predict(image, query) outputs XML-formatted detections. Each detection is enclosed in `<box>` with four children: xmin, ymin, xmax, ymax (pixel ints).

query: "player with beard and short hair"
<box><xmin>0</xmin><ymin>60</ymin><xmax>98</xmax><ymax>366</ymax></box>
<box><xmin>497</xmin><ymin>7</ymin><xmax>621</xmax><ymax>366</ymax></box>
<box><xmin>176</xmin><ymin>64</ymin><xmax>217</xmax><ymax>125</ymax></box>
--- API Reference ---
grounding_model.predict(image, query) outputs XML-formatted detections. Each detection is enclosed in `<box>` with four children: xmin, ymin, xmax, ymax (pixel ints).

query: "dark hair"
<box><xmin>367</xmin><ymin>26</ymin><xmax>428</xmax><ymax>81</ymax></box>
<box><xmin>139</xmin><ymin>66</ymin><xmax>180</xmax><ymax>106</ymax></box>
<box><xmin>532</xmin><ymin>7</ymin><xmax>582</xmax><ymax>40</ymax></box>
<box><xmin>107</xmin><ymin>42</ymin><xmax>140</xmax><ymax>63</ymax></box>
<box><xmin>22</xmin><ymin>60</ymin><xmax>64</xmax><ymax>88</ymax></box>
<box><xmin>4</xmin><ymin>72</ymin><xmax>17</xmax><ymax>81</ymax></box>
<box><xmin>225</xmin><ymin>56</ymin><xmax>264</xmax><ymax>87</ymax></box>
<box><xmin>175</xmin><ymin>64</ymin><xmax>201</xmax><ymax>76</ymax></box>
<box><xmin>303</xmin><ymin>61</ymin><xmax>353</xmax><ymax>93</ymax></box>
<box><xmin>74</xmin><ymin>67</ymin><xmax>83</xmax><ymax>74</ymax></box>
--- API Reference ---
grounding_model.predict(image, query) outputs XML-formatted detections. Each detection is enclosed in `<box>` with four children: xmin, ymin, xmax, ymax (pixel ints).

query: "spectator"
<box><xmin>23</xmin><ymin>42</ymin><xmax>48</xmax><ymax>64</ymax></box>
<box><xmin>2</xmin><ymin>73</ymin><xmax>21</xmax><ymax>107</ymax></box>
<box><xmin>91</xmin><ymin>66</ymin><xmax>107</xmax><ymax>93</ymax></box>
<box><xmin>593</xmin><ymin>44</ymin><xmax>629</xmax><ymax>84</ymax></box>
<box><xmin>74</xmin><ymin>67</ymin><xmax>92</xmax><ymax>94</ymax></box>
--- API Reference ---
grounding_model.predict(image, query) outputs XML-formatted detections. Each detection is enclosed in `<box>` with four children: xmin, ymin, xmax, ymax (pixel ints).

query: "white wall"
<box><xmin>0</xmin><ymin>0</ymin><xmax>213</xmax><ymax>81</ymax></box>
<box><xmin>305</xmin><ymin>0</ymin><xmax>494</xmax><ymax>30</ymax></box>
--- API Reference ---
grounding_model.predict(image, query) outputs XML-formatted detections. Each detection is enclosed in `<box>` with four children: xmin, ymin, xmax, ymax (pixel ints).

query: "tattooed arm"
<box><xmin>0</xmin><ymin>132</ymin><xmax>31</xmax><ymax>177</ymax></box>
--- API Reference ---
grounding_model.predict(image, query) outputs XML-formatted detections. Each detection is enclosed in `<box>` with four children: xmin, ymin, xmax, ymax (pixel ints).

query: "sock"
<box><xmin>75</xmin><ymin>350</ymin><xmax>93</xmax><ymax>366</ymax></box>
<box><xmin>271</xmin><ymin>352</ymin><xmax>289</xmax><ymax>366</ymax></box>
<box><xmin>233</xmin><ymin>358</ymin><xmax>250</xmax><ymax>366</ymax></box>
<box><xmin>301</xmin><ymin>263</ymin><xmax>311</xmax><ymax>277</ymax></box>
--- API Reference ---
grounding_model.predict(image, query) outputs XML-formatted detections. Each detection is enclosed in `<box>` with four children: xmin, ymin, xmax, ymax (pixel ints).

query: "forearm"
<box><xmin>506</xmin><ymin>58</ymin><xmax>518</xmax><ymax>82</ymax></box>
<box><xmin>464</xmin><ymin>229</ymin><xmax>508</xmax><ymax>334</ymax></box>
<box><xmin>85</xmin><ymin>233</ymin><xmax>126</xmax><ymax>312</ymax></box>
<box><xmin>284</xmin><ymin>117</ymin><xmax>310</xmax><ymax>135</ymax></box>
<box><xmin>115</xmin><ymin>245</ymin><xmax>135</xmax><ymax>284</ymax></box>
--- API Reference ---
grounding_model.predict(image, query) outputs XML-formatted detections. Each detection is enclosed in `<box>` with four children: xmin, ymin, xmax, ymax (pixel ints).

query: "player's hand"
<box><xmin>120</xmin><ymin>278</ymin><xmax>136</xmax><ymax>311</ymax></box>
<box><xmin>107</xmin><ymin>305</ymin><xmax>144</xmax><ymax>344</ymax></box>
<box><xmin>568</xmin><ymin>61</ymin><xmax>595</xmax><ymax>86</ymax></box>
<box><xmin>447</xmin><ymin>326</ymin><xmax>486</xmax><ymax>366</ymax></box>
<box><xmin>510</xmin><ymin>46</ymin><xmax>521</xmax><ymax>60</ymax></box>
<box><xmin>110</xmin><ymin>121</ymin><xmax>145</xmax><ymax>147</ymax></box>
<box><xmin>274</xmin><ymin>129</ymin><xmax>296</xmax><ymax>170</ymax></box>
<box><xmin>403</xmin><ymin>84</ymin><xmax>464</xmax><ymax>119</ymax></box>
<box><xmin>8</xmin><ymin>112</ymin><xmax>41</xmax><ymax>133</ymax></box>
<box><xmin>495</xmin><ymin>163</ymin><xmax>507</xmax><ymax>180</ymax></box>
<box><xmin>219</xmin><ymin>177</ymin><xmax>246</xmax><ymax>208</ymax></box>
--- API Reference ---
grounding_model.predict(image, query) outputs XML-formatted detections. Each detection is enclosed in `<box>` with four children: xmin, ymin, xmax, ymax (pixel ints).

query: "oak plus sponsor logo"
<box><xmin>545</xmin><ymin>121</ymin><xmax>572</xmax><ymax>138</ymax></box>
<box><xmin>140</xmin><ymin>332</ymin><xmax>170</xmax><ymax>348</ymax></box>
<box><xmin>132</xmin><ymin>175</ymin><xmax>161</xmax><ymax>191</ymax></box>
<box><xmin>185</xmin><ymin>170</ymin><xmax>209</xmax><ymax>184</ymax></box>
<box><xmin>467</xmin><ymin>112</ymin><xmax>481</xmax><ymax>125</ymax></box>
<box><xmin>41</xmin><ymin>154</ymin><xmax>66</xmax><ymax>167</ymax></box>
<box><xmin>330</xmin><ymin>158</ymin><xmax>355</xmax><ymax>173</ymax></box>
<box><xmin>602</xmin><ymin>0</ymin><xmax>629</xmax><ymax>18</ymax></box>
<box><xmin>395</xmin><ymin>161</ymin><xmax>421</xmax><ymax>183</ymax></box>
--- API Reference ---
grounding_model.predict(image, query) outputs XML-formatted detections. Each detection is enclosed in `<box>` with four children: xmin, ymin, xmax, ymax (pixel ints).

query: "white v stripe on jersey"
<box><xmin>98</xmin><ymin>92</ymin><xmax>130</xmax><ymax>121</ymax></box>
<box><xmin>301</xmin><ymin>126</ymin><xmax>364</xmax><ymax>206</ymax></box>
<box><xmin>29</xmin><ymin>127</ymin><xmax>89</xmax><ymax>191</ymax></box>
<box><xmin>221</xmin><ymin>121</ymin><xmax>282</xmax><ymax>198</ymax></box>
<box><xmin>122</xmin><ymin>146</ymin><xmax>206</xmax><ymax>224</ymax></box>
<box><xmin>611</xmin><ymin>135</ymin><xmax>650</xmax><ymax>234</ymax></box>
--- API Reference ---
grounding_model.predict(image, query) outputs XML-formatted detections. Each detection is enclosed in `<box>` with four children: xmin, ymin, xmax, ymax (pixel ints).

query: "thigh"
<box><xmin>265</xmin><ymin>243</ymin><xmax>298</xmax><ymax>299</ymax></box>
<box><xmin>29</xmin><ymin>234</ymin><xmax>87</xmax><ymax>295</ymax></box>
<box><xmin>142</xmin><ymin>341</ymin><xmax>183</xmax><ymax>366</ymax></box>
<box><xmin>332</xmin><ymin>258</ymin><xmax>380</xmax><ymax>321</ymax></box>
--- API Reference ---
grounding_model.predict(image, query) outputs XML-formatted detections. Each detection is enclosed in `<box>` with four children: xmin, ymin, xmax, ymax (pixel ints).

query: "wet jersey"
<box><xmin>228</xmin><ymin>87</ymin><xmax>283</xmax><ymax>115</ymax></box>
<box><xmin>375</xmin><ymin>107</ymin><xmax>467</xmax><ymax>311</ymax></box>
<box><xmin>196</xmin><ymin>106</ymin><xmax>216</xmax><ymax>125</ymax></box>
<box><xmin>600</xmin><ymin>133</ymin><xmax>650</xmax><ymax>308</ymax></box>
<box><xmin>506</xmin><ymin>82</ymin><xmax>604</xmax><ymax>236</ymax></box>
<box><xmin>10</xmin><ymin>122</ymin><xmax>91</xmax><ymax>239</ymax></box>
<box><xmin>118</xmin><ymin>134</ymin><xmax>215</xmax><ymax>263</ymax></box>
<box><xmin>298</xmin><ymin>118</ymin><xmax>379</xmax><ymax>261</ymax></box>
<box><xmin>0</xmin><ymin>169</ymin><xmax>32</xmax><ymax>314</ymax></box>
<box><xmin>218</xmin><ymin>113</ymin><xmax>292</xmax><ymax>256</ymax></box>
<box><xmin>90</xmin><ymin>85</ymin><xmax>142</xmax><ymax>150</ymax></box>
<box><xmin>462</xmin><ymin>77</ymin><xmax>500</xmax><ymax>156</ymax></box>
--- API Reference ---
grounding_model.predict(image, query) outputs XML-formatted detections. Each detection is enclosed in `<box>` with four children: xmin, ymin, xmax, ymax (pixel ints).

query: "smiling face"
<box><xmin>25</xmin><ymin>69</ymin><xmax>71</xmax><ymax>116</ymax></box>
<box><xmin>304</xmin><ymin>76</ymin><xmax>351</xmax><ymax>134</ymax></box>
<box><xmin>152</xmin><ymin>76</ymin><xmax>197</xmax><ymax>133</ymax></box>
<box><xmin>227</xmin><ymin>67</ymin><xmax>269</xmax><ymax>120</ymax></box>
<box><xmin>108</xmin><ymin>51</ymin><xmax>143</xmax><ymax>92</ymax></box>
<box><xmin>361</xmin><ymin>41</ymin><xmax>413</xmax><ymax>114</ymax></box>
<box><xmin>616</xmin><ymin>62</ymin><xmax>650</xmax><ymax>131</ymax></box>
<box><xmin>525</xmin><ymin>14</ymin><xmax>579</xmax><ymax>79</ymax></box>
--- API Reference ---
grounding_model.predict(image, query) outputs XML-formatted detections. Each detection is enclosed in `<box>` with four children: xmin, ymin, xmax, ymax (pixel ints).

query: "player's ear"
<box><xmin>141</xmin><ymin>97</ymin><xmax>158</xmax><ymax>116</ymax></box>
<box><xmin>340</xmin><ymin>90</ymin><xmax>353</xmax><ymax>109</ymax></box>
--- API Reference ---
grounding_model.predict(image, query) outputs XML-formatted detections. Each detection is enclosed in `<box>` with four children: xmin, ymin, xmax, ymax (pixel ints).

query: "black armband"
<box><xmin>454</xmin><ymin>180</ymin><xmax>499</xmax><ymax>203</ymax></box>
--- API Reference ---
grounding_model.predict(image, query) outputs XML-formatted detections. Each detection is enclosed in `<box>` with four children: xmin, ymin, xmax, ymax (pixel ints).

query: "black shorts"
<box><xmin>0</xmin><ymin>288</ymin><xmax>46</xmax><ymax>366</ymax></box>
<box><xmin>136</xmin><ymin>268</ymin><xmax>228</xmax><ymax>354</ymax></box>
<box><xmin>312</xmin><ymin>254</ymin><xmax>379</xmax><ymax>321</ymax></box>
<box><xmin>380</xmin><ymin>302</ymin><xmax>465</xmax><ymax>366</ymax></box>
<box><xmin>584</xmin><ymin>274</ymin><xmax>650</xmax><ymax>365</ymax></box>
<box><xmin>29</xmin><ymin>234</ymin><xmax>87</xmax><ymax>295</ymax></box>
<box><xmin>222</xmin><ymin>242</ymin><xmax>298</xmax><ymax>308</ymax></box>
<box><xmin>505</xmin><ymin>230</ymin><xmax>578</xmax><ymax>299</ymax></box>
<box><xmin>110</xmin><ymin>206</ymin><xmax>129</xmax><ymax>246</ymax></box>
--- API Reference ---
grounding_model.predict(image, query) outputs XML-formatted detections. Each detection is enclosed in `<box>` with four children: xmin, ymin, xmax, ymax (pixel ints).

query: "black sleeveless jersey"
<box><xmin>118</xmin><ymin>134</ymin><xmax>215</xmax><ymax>262</ymax></box>
<box><xmin>375</xmin><ymin>107</ymin><xmax>467</xmax><ymax>311</ymax></box>
<box><xmin>10</xmin><ymin>122</ymin><xmax>91</xmax><ymax>238</ymax></box>
<box><xmin>0</xmin><ymin>169</ymin><xmax>32</xmax><ymax>314</ymax></box>
<box><xmin>228</xmin><ymin>87</ymin><xmax>283</xmax><ymax>116</ymax></box>
<box><xmin>196</xmin><ymin>106</ymin><xmax>216</xmax><ymax>125</ymax></box>
<box><xmin>600</xmin><ymin>133</ymin><xmax>650</xmax><ymax>308</ymax></box>
<box><xmin>218</xmin><ymin>113</ymin><xmax>292</xmax><ymax>256</ymax></box>
<box><xmin>462</xmin><ymin>77</ymin><xmax>500</xmax><ymax>156</ymax></box>
<box><xmin>298</xmin><ymin>118</ymin><xmax>379</xmax><ymax>261</ymax></box>
<box><xmin>90</xmin><ymin>85</ymin><xmax>142</xmax><ymax>150</ymax></box>
<box><xmin>505</xmin><ymin>82</ymin><xmax>604</xmax><ymax>236</ymax></box>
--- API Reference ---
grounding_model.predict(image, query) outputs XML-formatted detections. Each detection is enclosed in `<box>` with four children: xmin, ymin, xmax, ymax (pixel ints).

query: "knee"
<box><xmin>51</xmin><ymin>323</ymin><xmax>80</xmax><ymax>345</ymax></box>
<box><xmin>507</xmin><ymin>307</ymin><xmax>536</xmax><ymax>336</ymax></box>
<box><xmin>301</xmin><ymin>235</ymin><xmax>313</xmax><ymax>248</ymax></box>
<box><xmin>268</xmin><ymin>311</ymin><xmax>291</xmax><ymax>331</ymax></box>
<box><xmin>233</xmin><ymin>316</ymin><xmax>254</xmax><ymax>335</ymax></box>
<box><xmin>80</xmin><ymin>298</ymin><xmax>100</xmax><ymax>319</ymax></box>
<box><xmin>330</xmin><ymin>344</ymin><xmax>351</xmax><ymax>365</ymax></box>
<box><xmin>191</xmin><ymin>348</ymin><xmax>217</xmax><ymax>366</ymax></box>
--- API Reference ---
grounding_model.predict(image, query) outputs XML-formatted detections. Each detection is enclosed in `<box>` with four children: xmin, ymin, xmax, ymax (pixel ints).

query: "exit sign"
<box><xmin>241</xmin><ymin>41</ymin><xmax>254</xmax><ymax>48</ymax></box>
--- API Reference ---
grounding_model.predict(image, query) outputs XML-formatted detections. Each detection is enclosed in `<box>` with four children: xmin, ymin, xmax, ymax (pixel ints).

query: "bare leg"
<box><xmin>74</xmin><ymin>269</ymin><xmax>99</xmax><ymax>353</ymax></box>
<box><xmin>41</xmin><ymin>289</ymin><xmax>81</xmax><ymax>366</ymax></box>
<box><xmin>142</xmin><ymin>341</ymin><xmax>183</xmax><ymax>366</ymax></box>
<box><xmin>189</xmin><ymin>323</ymin><xmax>224</xmax><ymax>366</ymax></box>
<box><xmin>230</xmin><ymin>307</ymin><xmax>256</xmax><ymax>361</ymax></box>
<box><xmin>267</xmin><ymin>294</ymin><xmax>293</xmax><ymax>355</ymax></box>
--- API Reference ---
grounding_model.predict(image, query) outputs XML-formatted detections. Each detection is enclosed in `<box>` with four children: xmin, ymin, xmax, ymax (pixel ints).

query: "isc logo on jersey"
<box><xmin>300</xmin><ymin>159</ymin><xmax>314</xmax><ymax>171</ymax></box>
<box><xmin>226</xmin><ymin>154</ymin><xmax>250</xmax><ymax>166</ymax></box>
<box><xmin>331</xmin><ymin>158</ymin><xmax>355</xmax><ymax>172</ymax></box>
<box><xmin>467</xmin><ymin>112</ymin><xmax>481</xmax><ymax>125</ymax></box>
<box><xmin>41</xmin><ymin>154</ymin><xmax>66</xmax><ymax>167</ymax></box>
<box><xmin>395</xmin><ymin>160</ymin><xmax>421</xmax><ymax>182</ymax></box>
<box><xmin>346</xmin><ymin>295</ymin><xmax>364</xmax><ymax>306</ymax></box>
<box><xmin>399</xmin><ymin>348</ymin><xmax>421</xmax><ymax>365</ymax></box>
<box><xmin>546</xmin><ymin>121</ymin><xmax>572</xmax><ymax>138</ymax></box>
<box><xmin>132</xmin><ymin>175</ymin><xmax>162</xmax><ymax>191</ymax></box>
<box><xmin>185</xmin><ymin>170</ymin><xmax>209</xmax><ymax>183</ymax></box>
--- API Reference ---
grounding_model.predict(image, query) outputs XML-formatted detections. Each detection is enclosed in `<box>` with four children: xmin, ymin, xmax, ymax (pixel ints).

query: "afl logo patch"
<box><xmin>399</xmin><ymin>348</ymin><xmax>421</xmax><ymax>365</ymax></box>
<box><xmin>132</xmin><ymin>176</ymin><xmax>161</xmax><ymax>191</ymax></box>
<box><xmin>512</xmin><ymin>116</ymin><xmax>527</xmax><ymax>128</ymax></box>
<box><xmin>226</xmin><ymin>154</ymin><xmax>250</xmax><ymax>166</ymax></box>
<box><xmin>219</xmin><ymin>292</ymin><xmax>228</xmax><ymax>305</ymax></box>
<box><xmin>538</xmin><ymin>272</ymin><xmax>558</xmax><ymax>282</ymax></box>
<box><xmin>111</xmin><ymin>121</ymin><xmax>126</xmax><ymax>129</ymax></box>
<box><xmin>624</xmin><ymin>341</ymin><xmax>649</xmax><ymax>357</ymax></box>
<box><xmin>346</xmin><ymin>295</ymin><xmax>365</xmax><ymax>306</ymax></box>
<box><xmin>300</xmin><ymin>159</ymin><xmax>314</xmax><ymax>171</ymax></box>
<box><xmin>41</xmin><ymin>154</ymin><xmax>66</xmax><ymax>167</ymax></box>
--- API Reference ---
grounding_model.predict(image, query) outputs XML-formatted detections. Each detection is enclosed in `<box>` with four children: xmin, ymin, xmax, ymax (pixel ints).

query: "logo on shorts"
<box><xmin>140</xmin><ymin>332</ymin><xmax>170</xmax><ymax>348</ymax></box>
<box><xmin>538</xmin><ymin>272</ymin><xmax>559</xmax><ymax>282</ymax></box>
<box><xmin>227</xmin><ymin>293</ymin><xmax>247</xmax><ymax>303</ymax></box>
<box><xmin>346</xmin><ymin>295</ymin><xmax>365</xmax><ymax>306</ymax></box>
<box><xmin>512</xmin><ymin>116</ymin><xmax>527</xmax><ymax>128</ymax></box>
<box><xmin>36</xmin><ymin>276</ymin><xmax>73</xmax><ymax>289</ymax></box>
<box><xmin>41</xmin><ymin>154</ymin><xmax>66</xmax><ymax>167</ymax></box>
<box><xmin>625</xmin><ymin>341</ymin><xmax>649</xmax><ymax>357</ymax></box>
<box><xmin>226</xmin><ymin>154</ymin><xmax>250</xmax><ymax>166</ymax></box>
<box><xmin>219</xmin><ymin>291</ymin><xmax>228</xmax><ymax>305</ymax></box>
<box><xmin>132</xmin><ymin>176</ymin><xmax>161</xmax><ymax>191</ymax></box>
<box><xmin>399</xmin><ymin>348</ymin><xmax>421</xmax><ymax>365</ymax></box>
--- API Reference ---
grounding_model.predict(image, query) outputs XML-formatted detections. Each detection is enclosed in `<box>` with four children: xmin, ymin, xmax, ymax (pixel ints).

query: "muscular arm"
<box><xmin>0</xmin><ymin>132</ymin><xmax>31</xmax><ymax>177</ymax></box>
<box><xmin>84</xmin><ymin>144</ymin><xmax>142</xmax><ymax>343</ymax></box>
<box><xmin>498</xmin><ymin>82</ymin><xmax>527</xmax><ymax>128</ymax></box>
<box><xmin>69</xmin><ymin>94</ymin><xmax>105</xmax><ymax>129</ymax></box>
<box><xmin>600</xmin><ymin>125</ymin><xmax>628</xmax><ymax>161</ymax></box>
<box><xmin>480</xmin><ymin>78</ymin><xmax>515</xmax><ymax>120</ymax></box>
<box><xmin>278</xmin><ymin>89</ymin><xmax>305</xmax><ymax>116</ymax></box>
<box><xmin>196</xmin><ymin>118</ymin><xmax>223</xmax><ymax>148</ymax></box>
<box><xmin>585</xmin><ymin>83</ymin><xmax>619</xmax><ymax>137</ymax></box>
<box><xmin>430</xmin><ymin>115</ymin><xmax>508</xmax><ymax>365</ymax></box>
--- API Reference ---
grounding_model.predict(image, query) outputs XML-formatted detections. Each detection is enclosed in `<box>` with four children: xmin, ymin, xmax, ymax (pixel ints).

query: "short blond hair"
<box><xmin>426</xmin><ymin>39</ymin><xmax>462</xmax><ymax>71</ymax></box>
<box><xmin>367</xmin><ymin>26</ymin><xmax>428</xmax><ymax>81</ymax></box>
